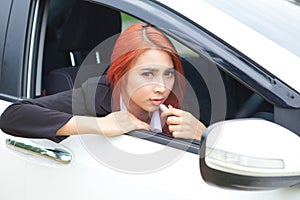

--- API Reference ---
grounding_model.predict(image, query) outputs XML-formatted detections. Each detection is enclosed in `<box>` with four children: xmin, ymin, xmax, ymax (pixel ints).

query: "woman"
<box><xmin>0</xmin><ymin>24</ymin><xmax>206</xmax><ymax>142</ymax></box>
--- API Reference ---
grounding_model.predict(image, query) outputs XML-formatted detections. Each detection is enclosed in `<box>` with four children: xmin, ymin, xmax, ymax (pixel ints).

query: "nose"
<box><xmin>153</xmin><ymin>77</ymin><xmax>166</xmax><ymax>93</ymax></box>
<box><xmin>154</xmin><ymin>84</ymin><xmax>166</xmax><ymax>94</ymax></box>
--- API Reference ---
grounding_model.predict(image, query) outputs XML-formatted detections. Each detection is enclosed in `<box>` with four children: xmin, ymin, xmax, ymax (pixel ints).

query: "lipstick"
<box><xmin>159</xmin><ymin>104</ymin><xmax>168</xmax><ymax>112</ymax></box>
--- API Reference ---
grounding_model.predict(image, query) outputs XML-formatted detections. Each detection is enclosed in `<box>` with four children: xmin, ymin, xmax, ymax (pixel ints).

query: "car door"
<box><xmin>0</xmin><ymin>1</ymin><xmax>204</xmax><ymax>199</ymax></box>
<box><xmin>1</xmin><ymin>0</ymin><xmax>300</xmax><ymax>200</ymax></box>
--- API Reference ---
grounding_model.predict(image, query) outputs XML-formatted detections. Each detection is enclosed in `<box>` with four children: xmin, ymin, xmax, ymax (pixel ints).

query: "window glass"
<box><xmin>0</xmin><ymin>0</ymin><xmax>12</xmax><ymax>64</ymax></box>
<box><xmin>0</xmin><ymin>0</ymin><xmax>30</xmax><ymax>98</ymax></box>
<box><xmin>0</xmin><ymin>0</ymin><xmax>13</xmax><ymax>95</ymax></box>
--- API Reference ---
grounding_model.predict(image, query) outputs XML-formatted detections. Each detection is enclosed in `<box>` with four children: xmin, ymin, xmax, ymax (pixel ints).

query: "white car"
<box><xmin>1</xmin><ymin>0</ymin><xmax>300</xmax><ymax>199</ymax></box>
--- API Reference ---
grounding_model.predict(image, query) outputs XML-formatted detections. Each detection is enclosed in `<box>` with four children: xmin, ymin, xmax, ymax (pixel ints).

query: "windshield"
<box><xmin>202</xmin><ymin>0</ymin><xmax>300</xmax><ymax>58</ymax></box>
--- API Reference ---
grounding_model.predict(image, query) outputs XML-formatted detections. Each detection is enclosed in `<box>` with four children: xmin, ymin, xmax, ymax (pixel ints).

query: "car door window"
<box><xmin>39</xmin><ymin>0</ymin><xmax>275</xmax><ymax>143</ymax></box>
<box><xmin>0</xmin><ymin>0</ymin><xmax>34</xmax><ymax>99</ymax></box>
<box><xmin>0</xmin><ymin>0</ymin><xmax>12</xmax><ymax>78</ymax></box>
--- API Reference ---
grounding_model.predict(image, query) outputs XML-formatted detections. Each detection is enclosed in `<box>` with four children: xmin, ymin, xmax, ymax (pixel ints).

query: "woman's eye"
<box><xmin>141</xmin><ymin>72</ymin><xmax>154</xmax><ymax>78</ymax></box>
<box><xmin>164</xmin><ymin>70</ymin><xmax>175</xmax><ymax>78</ymax></box>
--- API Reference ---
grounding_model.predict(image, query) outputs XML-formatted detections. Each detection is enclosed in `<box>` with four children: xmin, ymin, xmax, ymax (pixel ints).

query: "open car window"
<box><xmin>38</xmin><ymin>0</ymin><xmax>275</xmax><ymax>153</ymax></box>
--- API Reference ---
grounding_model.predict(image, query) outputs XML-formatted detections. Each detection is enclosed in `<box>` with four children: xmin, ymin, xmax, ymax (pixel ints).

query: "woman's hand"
<box><xmin>97</xmin><ymin>110</ymin><xmax>150</xmax><ymax>137</ymax></box>
<box><xmin>161</xmin><ymin>106</ymin><xmax>206</xmax><ymax>140</ymax></box>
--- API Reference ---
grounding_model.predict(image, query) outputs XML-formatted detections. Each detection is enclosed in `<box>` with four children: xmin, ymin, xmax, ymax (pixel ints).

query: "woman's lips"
<box><xmin>150</xmin><ymin>98</ymin><xmax>164</xmax><ymax>105</ymax></box>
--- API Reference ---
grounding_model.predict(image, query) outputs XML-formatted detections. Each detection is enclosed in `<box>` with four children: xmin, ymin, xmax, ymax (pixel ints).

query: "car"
<box><xmin>1</xmin><ymin>0</ymin><xmax>300</xmax><ymax>199</ymax></box>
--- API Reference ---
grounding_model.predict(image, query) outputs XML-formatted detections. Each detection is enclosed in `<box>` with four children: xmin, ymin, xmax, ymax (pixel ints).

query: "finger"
<box><xmin>172</xmin><ymin>131</ymin><xmax>183</xmax><ymax>138</ymax></box>
<box><xmin>166</xmin><ymin>116</ymin><xmax>182</xmax><ymax>125</ymax></box>
<box><xmin>161</xmin><ymin>107</ymin><xmax>182</xmax><ymax>117</ymax></box>
<box><xmin>172</xmin><ymin>131</ymin><xmax>192</xmax><ymax>139</ymax></box>
<box><xmin>168</xmin><ymin>124</ymin><xmax>182</xmax><ymax>133</ymax></box>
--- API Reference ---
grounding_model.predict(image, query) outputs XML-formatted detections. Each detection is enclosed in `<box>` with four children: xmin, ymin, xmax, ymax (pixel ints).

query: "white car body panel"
<box><xmin>158</xmin><ymin>0</ymin><xmax>300</xmax><ymax>92</ymax></box>
<box><xmin>0</xmin><ymin>104</ymin><xmax>300</xmax><ymax>199</ymax></box>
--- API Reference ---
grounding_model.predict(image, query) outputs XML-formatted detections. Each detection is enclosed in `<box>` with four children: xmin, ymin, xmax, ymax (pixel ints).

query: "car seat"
<box><xmin>43</xmin><ymin>0</ymin><xmax>121</xmax><ymax>95</ymax></box>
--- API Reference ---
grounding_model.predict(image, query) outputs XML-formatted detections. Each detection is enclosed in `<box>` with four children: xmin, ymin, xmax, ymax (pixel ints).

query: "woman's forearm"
<box><xmin>56</xmin><ymin>116</ymin><xmax>102</xmax><ymax>136</ymax></box>
<box><xmin>56</xmin><ymin>111</ymin><xmax>150</xmax><ymax>137</ymax></box>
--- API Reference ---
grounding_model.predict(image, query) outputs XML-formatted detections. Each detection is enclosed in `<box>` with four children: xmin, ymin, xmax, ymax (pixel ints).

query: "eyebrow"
<box><xmin>140</xmin><ymin>67</ymin><xmax>159</xmax><ymax>72</ymax></box>
<box><xmin>139</xmin><ymin>66</ymin><xmax>174</xmax><ymax>72</ymax></box>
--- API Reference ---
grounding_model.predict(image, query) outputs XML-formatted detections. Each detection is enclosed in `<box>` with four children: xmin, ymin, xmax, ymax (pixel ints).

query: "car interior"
<box><xmin>43</xmin><ymin>0</ymin><xmax>121</xmax><ymax>95</ymax></box>
<box><xmin>40</xmin><ymin>0</ymin><xmax>274</xmax><ymax>132</ymax></box>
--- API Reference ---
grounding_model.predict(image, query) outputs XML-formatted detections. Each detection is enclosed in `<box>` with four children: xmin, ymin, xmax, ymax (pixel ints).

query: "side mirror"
<box><xmin>200</xmin><ymin>119</ymin><xmax>300</xmax><ymax>190</ymax></box>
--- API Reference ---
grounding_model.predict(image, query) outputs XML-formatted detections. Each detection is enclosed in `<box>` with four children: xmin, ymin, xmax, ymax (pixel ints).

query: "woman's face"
<box><xmin>121</xmin><ymin>49</ymin><xmax>175</xmax><ymax>113</ymax></box>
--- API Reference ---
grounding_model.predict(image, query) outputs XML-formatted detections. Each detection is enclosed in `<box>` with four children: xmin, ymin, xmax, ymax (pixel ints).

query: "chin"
<box><xmin>146</xmin><ymin>106</ymin><xmax>159</xmax><ymax>112</ymax></box>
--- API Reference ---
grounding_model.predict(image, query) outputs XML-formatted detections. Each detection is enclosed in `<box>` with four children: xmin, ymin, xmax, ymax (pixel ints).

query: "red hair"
<box><xmin>107</xmin><ymin>23</ymin><xmax>184</xmax><ymax>109</ymax></box>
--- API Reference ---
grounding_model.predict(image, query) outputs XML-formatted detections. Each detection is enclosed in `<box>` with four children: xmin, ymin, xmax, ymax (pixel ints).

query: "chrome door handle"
<box><xmin>6</xmin><ymin>138</ymin><xmax>72</xmax><ymax>165</ymax></box>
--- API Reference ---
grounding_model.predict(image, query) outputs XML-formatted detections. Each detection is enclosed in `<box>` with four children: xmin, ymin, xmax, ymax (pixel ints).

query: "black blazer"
<box><xmin>0</xmin><ymin>76</ymin><xmax>113</xmax><ymax>142</ymax></box>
